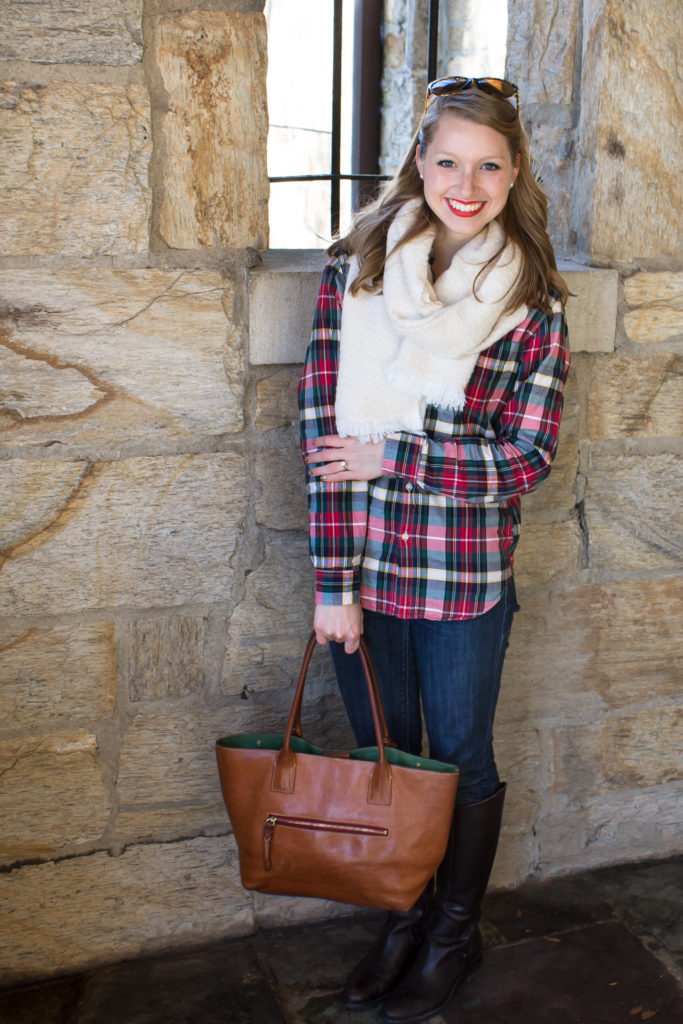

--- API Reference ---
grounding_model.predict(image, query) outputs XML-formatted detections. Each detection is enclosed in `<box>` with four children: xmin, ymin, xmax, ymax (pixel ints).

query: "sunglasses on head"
<box><xmin>424</xmin><ymin>76</ymin><xmax>520</xmax><ymax>113</ymax></box>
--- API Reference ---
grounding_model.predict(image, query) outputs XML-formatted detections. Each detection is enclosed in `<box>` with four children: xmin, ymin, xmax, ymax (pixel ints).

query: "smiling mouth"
<box><xmin>446</xmin><ymin>198</ymin><xmax>486</xmax><ymax>217</ymax></box>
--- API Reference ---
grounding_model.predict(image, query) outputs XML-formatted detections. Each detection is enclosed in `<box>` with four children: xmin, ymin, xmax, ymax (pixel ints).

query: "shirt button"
<box><xmin>405</xmin><ymin>483</ymin><xmax>413</xmax><ymax>492</ymax></box>
<box><xmin>401</xmin><ymin>532</ymin><xmax>410</xmax><ymax>542</ymax></box>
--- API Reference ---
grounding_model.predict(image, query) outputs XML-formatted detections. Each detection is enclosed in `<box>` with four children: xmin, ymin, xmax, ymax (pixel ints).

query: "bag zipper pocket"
<box><xmin>263</xmin><ymin>813</ymin><xmax>389</xmax><ymax>871</ymax></box>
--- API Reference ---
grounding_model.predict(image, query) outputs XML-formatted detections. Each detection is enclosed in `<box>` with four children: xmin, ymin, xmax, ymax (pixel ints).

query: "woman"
<box><xmin>298</xmin><ymin>77</ymin><xmax>569</xmax><ymax>1024</ymax></box>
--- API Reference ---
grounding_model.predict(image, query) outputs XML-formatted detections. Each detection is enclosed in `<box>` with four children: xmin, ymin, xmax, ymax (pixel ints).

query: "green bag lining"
<box><xmin>216</xmin><ymin>733</ymin><xmax>458</xmax><ymax>774</ymax></box>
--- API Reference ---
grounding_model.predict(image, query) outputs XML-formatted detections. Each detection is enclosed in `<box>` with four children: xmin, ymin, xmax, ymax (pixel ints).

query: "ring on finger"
<box><xmin>339</xmin><ymin>460</ymin><xmax>349</xmax><ymax>472</ymax></box>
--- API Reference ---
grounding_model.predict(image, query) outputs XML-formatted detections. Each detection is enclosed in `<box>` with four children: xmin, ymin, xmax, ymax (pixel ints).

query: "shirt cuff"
<box><xmin>381</xmin><ymin>432</ymin><xmax>427</xmax><ymax>485</ymax></box>
<box><xmin>315</xmin><ymin>567</ymin><xmax>360</xmax><ymax>605</ymax></box>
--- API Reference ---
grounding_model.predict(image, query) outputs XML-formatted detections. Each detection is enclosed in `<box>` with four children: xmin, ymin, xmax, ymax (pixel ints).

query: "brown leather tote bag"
<box><xmin>216</xmin><ymin>632</ymin><xmax>459</xmax><ymax>911</ymax></box>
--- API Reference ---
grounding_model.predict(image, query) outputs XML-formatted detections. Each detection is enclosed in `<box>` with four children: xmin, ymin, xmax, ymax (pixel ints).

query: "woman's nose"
<box><xmin>456</xmin><ymin>169</ymin><xmax>477</xmax><ymax>195</ymax></box>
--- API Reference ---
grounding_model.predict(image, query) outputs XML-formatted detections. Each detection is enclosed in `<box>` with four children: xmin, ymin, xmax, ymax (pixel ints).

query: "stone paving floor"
<box><xmin>1</xmin><ymin>858</ymin><xmax>681</xmax><ymax>1024</ymax></box>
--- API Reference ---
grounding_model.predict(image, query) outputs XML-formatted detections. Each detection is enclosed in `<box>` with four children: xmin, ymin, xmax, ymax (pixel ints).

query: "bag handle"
<box><xmin>290</xmin><ymin>634</ymin><xmax>393</xmax><ymax>745</ymax></box>
<box><xmin>271</xmin><ymin>632</ymin><xmax>395</xmax><ymax>805</ymax></box>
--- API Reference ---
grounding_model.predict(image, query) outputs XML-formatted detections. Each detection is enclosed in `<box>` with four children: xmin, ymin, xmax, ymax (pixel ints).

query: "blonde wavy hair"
<box><xmin>334</xmin><ymin>87</ymin><xmax>568</xmax><ymax>314</ymax></box>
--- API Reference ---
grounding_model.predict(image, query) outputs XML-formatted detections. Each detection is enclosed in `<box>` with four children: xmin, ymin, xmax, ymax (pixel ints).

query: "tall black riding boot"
<box><xmin>341</xmin><ymin>884</ymin><xmax>433</xmax><ymax>1010</ymax></box>
<box><xmin>378</xmin><ymin>783</ymin><xmax>506</xmax><ymax>1024</ymax></box>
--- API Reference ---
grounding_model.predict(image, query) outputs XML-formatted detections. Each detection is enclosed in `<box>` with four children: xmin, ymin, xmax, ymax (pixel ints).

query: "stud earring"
<box><xmin>509</xmin><ymin>182</ymin><xmax>514</xmax><ymax>189</ymax></box>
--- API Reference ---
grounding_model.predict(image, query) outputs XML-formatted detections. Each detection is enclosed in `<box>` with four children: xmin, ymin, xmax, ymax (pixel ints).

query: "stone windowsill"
<box><xmin>248</xmin><ymin>250</ymin><xmax>618</xmax><ymax>365</ymax></box>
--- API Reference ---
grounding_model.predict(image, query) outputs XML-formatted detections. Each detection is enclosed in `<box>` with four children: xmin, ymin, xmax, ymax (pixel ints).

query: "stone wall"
<box><xmin>0</xmin><ymin>0</ymin><xmax>347</xmax><ymax>986</ymax></box>
<box><xmin>1</xmin><ymin>0</ymin><xmax>681</xmax><ymax>988</ymax></box>
<box><xmin>502</xmin><ymin>0</ymin><xmax>683</xmax><ymax>878</ymax></box>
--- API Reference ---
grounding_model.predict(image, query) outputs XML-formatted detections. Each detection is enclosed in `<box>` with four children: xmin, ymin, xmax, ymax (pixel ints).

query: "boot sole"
<box><xmin>376</xmin><ymin>954</ymin><xmax>482</xmax><ymax>1024</ymax></box>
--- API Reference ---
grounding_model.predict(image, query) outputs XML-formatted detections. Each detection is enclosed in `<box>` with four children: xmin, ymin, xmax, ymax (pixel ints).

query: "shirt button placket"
<box><xmin>401</xmin><ymin>480</ymin><xmax>414</xmax><ymax>545</ymax></box>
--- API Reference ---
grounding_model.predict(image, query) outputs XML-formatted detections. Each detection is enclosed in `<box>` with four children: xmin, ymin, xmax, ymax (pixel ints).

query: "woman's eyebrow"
<box><xmin>433</xmin><ymin>151</ymin><xmax>507</xmax><ymax>160</ymax></box>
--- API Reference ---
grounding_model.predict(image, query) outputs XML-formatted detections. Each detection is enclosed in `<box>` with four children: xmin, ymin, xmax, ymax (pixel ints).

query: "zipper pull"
<box><xmin>263</xmin><ymin>815</ymin><xmax>277</xmax><ymax>871</ymax></box>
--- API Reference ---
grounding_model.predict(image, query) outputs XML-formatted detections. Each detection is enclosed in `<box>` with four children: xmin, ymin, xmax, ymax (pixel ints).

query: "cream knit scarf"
<box><xmin>335</xmin><ymin>198</ymin><xmax>529</xmax><ymax>441</ymax></box>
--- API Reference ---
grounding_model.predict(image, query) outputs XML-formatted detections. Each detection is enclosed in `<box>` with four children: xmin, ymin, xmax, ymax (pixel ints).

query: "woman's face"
<box><xmin>415</xmin><ymin>113</ymin><xmax>519</xmax><ymax>253</ymax></box>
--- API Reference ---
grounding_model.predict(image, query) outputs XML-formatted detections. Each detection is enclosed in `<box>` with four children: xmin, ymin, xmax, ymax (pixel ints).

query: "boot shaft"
<box><xmin>436</xmin><ymin>782</ymin><xmax>506</xmax><ymax>909</ymax></box>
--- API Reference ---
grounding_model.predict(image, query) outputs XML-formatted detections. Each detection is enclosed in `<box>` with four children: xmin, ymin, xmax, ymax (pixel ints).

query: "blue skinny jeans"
<box><xmin>330</xmin><ymin>578</ymin><xmax>519</xmax><ymax>806</ymax></box>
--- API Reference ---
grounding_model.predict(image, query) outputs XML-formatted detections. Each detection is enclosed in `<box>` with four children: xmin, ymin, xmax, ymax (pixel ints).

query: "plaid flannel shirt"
<box><xmin>298</xmin><ymin>251</ymin><xmax>570</xmax><ymax>620</ymax></box>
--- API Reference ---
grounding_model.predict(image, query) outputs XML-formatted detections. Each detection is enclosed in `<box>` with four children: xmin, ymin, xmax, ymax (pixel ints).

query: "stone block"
<box><xmin>549</xmin><ymin>707</ymin><xmax>682</xmax><ymax>797</ymax></box>
<box><xmin>384</xmin><ymin>32</ymin><xmax>406</xmax><ymax>70</ymax></box>
<box><xmin>499</xmin><ymin>578</ymin><xmax>682</xmax><ymax>723</ymax></box>
<box><xmin>0</xmin><ymin>460</ymin><xmax>90</xmax><ymax>551</ymax></box>
<box><xmin>513</xmin><ymin>519</ymin><xmax>584</xmax><ymax>588</ymax></box>
<box><xmin>587</xmin><ymin>353</ymin><xmax>683</xmax><ymax>438</ymax></box>
<box><xmin>624</xmin><ymin>271</ymin><xmax>683</xmax><ymax>309</ymax></box>
<box><xmin>580</xmin><ymin>1</ymin><xmax>682</xmax><ymax>261</ymax></box>
<box><xmin>124</xmin><ymin>616</ymin><xmax>208</xmax><ymax>702</ymax></box>
<box><xmin>0</xmin><ymin>622</ymin><xmax>115</xmax><ymax>728</ymax></box>
<box><xmin>626</xmin><ymin>268</ymin><xmax>683</xmax><ymax>307</ymax></box>
<box><xmin>562</xmin><ymin>269</ymin><xmax>618</xmax><ymax>353</ymax></box>
<box><xmin>583</xmin><ymin>451</ymin><xmax>682</xmax><ymax>572</ymax></box>
<box><xmin>115</xmin><ymin>708</ymin><xmax>243</xmax><ymax>837</ymax></box>
<box><xmin>623</xmin><ymin>268</ymin><xmax>683</xmax><ymax>344</ymax></box>
<box><xmin>0</xmin><ymin>82</ymin><xmax>150</xmax><ymax>256</ymax></box>
<box><xmin>0</xmin><ymin>1</ymin><xmax>143</xmax><ymax>65</ymax></box>
<box><xmin>254</xmin><ymin>448</ymin><xmax>308</xmax><ymax>530</ymax></box>
<box><xmin>0</xmin><ymin>452</ymin><xmax>247</xmax><ymax>616</ymax></box>
<box><xmin>0</xmin><ymin>836</ymin><xmax>253</xmax><ymax>985</ymax></box>
<box><xmin>254</xmin><ymin>368</ymin><xmax>301</xmax><ymax>430</ymax></box>
<box><xmin>0</xmin><ymin>268</ymin><xmax>242</xmax><ymax>452</ymax></box>
<box><xmin>506</xmin><ymin>0</ymin><xmax>580</xmax><ymax>105</ymax></box>
<box><xmin>221</xmin><ymin>533</ymin><xmax>317</xmax><ymax>699</ymax></box>
<box><xmin>0</xmin><ymin>344</ymin><xmax>105</xmax><ymax>421</ymax></box>
<box><xmin>248</xmin><ymin>252</ymin><xmax>324</xmax><ymax>364</ymax></box>
<box><xmin>0</xmin><ymin>732</ymin><xmax>110</xmax><ymax>860</ymax></box>
<box><xmin>519</xmin><ymin>125</ymin><xmax>574</xmax><ymax>248</ymax></box>
<box><xmin>624</xmin><ymin>308</ymin><xmax>683</xmax><ymax>345</ymax></box>
<box><xmin>537</xmin><ymin>783</ymin><xmax>682</xmax><ymax>875</ymax></box>
<box><xmin>156</xmin><ymin>10</ymin><xmax>268</xmax><ymax>250</ymax></box>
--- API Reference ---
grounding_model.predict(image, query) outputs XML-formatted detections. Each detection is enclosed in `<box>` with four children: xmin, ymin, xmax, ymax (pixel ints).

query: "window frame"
<box><xmin>267</xmin><ymin>0</ymin><xmax>442</xmax><ymax>241</ymax></box>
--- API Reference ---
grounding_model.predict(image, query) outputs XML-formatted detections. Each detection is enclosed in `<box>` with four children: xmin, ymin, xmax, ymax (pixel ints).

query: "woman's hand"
<box><xmin>305</xmin><ymin>435</ymin><xmax>386</xmax><ymax>481</ymax></box>
<box><xmin>314</xmin><ymin>603</ymin><xmax>363</xmax><ymax>654</ymax></box>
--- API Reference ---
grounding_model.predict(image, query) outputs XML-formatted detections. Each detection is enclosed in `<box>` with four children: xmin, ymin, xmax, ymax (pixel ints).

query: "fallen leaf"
<box><xmin>630</xmin><ymin>1008</ymin><xmax>643</xmax><ymax>1016</ymax></box>
<box><xmin>543</xmin><ymin>936</ymin><xmax>562</xmax><ymax>943</ymax></box>
<box><xmin>609</xmin><ymin>982</ymin><xmax>618</xmax><ymax>987</ymax></box>
<box><xmin>641</xmin><ymin>1012</ymin><xmax>657</xmax><ymax>1021</ymax></box>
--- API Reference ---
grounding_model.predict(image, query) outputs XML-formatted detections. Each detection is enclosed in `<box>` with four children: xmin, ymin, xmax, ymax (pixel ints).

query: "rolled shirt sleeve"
<box><xmin>298</xmin><ymin>254</ymin><xmax>369</xmax><ymax>605</ymax></box>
